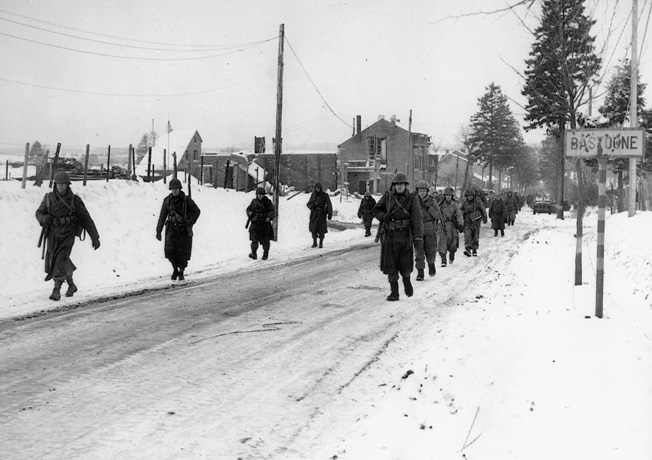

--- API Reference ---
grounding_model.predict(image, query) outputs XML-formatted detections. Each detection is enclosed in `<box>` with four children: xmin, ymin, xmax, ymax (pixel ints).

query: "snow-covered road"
<box><xmin>1</xmin><ymin>214</ymin><xmax>650</xmax><ymax>460</ymax></box>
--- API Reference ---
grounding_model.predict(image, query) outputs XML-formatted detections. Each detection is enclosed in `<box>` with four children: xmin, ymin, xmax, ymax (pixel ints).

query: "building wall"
<box><xmin>255</xmin><ymin>153</ymin><xmax>337</xmax><ymax>191</ymax></box>
<box><xmin>338</xmin><ymin>119</ymin><xmax>431</xmax><ymax>193</ymax></box>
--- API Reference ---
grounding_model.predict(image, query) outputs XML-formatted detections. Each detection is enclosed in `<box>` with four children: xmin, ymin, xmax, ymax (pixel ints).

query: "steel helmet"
<box><xmin>465</xmin><ymin>189</ymin><xmax>475</xmax><ymax>197</ymax></box>
<box><xmin>169</xmin><ymin>178</ymin><xmax>182</xmax><ymax>190</ymax></box>
<box><xmin>444</xmin><ymin>187</ymin><xmax>454</xmax><ymax>195</ymax></box>
<box><xmin>391</xmin><ymin>172</ymin><xmax>408</xmax><ymax>184</ymax></box>
<box><xmin>53</xmin><ymin>171</ymin><xmax>71</xmax><ymax>184</ymax></box>
<box><xmin>416</xmin><ymin>180</ymin><xmax>429</xmax><ymax>190</ymax></box>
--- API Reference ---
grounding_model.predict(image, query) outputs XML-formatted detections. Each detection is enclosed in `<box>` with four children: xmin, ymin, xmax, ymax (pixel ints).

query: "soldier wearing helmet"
<box><xmin>246</xmin><ymin>187</ymin><xmax>275</xmax><ymax>260</ymax></box>
<box><xmin>372</xmin><ymin>172</ymin><xmax>424</xmax><ymax>301</ymax></box>
<box><xmin>156</xmin><ymin>177</ymin><xmax>201</xmax><ymax>280</ymax></box>
<box><xmin>437</xmin><ymin>186</ymin><xmax>463</xmax><ymax>267</ymax></box>
<box><xmin>503</xmin><ymin>190</ymin><xmax>519</xmax><ymax>226</ymax></box>
<box><xmin>35</xmin><ymin>170</ymin><xmax>100</xmax><ymax>301</ymax></box>
<box><xmin>460</xmin><ymin>189</ymin><xmax>488</xmax><ymax>257</ymax></box>
<box><xmin>413</xmin><ymin>180</ymin><xmax>441</xmax><ymax>280</ymax></box>
<box><xmin>357</xmin><ymin>191</ymin><xmax>377</xmax><ymax>237</ymax></box>
<box><xmin>307</xmin><ymin>181</ymin><xmax>333</xmax><ymax>248</ymax></box>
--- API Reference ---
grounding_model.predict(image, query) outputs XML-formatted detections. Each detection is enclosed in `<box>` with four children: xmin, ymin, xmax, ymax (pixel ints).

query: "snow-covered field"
<box><xmin>1</xmin><ymin>177</ymin><xmax>651</xmax><ymax>459</ymax></box>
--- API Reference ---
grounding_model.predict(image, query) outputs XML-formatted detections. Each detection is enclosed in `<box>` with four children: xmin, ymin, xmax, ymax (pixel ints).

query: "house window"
<box><xmin>193</xmin><ymin>150</ymin><xmax>198</xmax><ymax>161</ymax></box>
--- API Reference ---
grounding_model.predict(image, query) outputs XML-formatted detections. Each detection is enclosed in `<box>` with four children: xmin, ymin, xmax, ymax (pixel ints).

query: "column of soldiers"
<box><xmin>362</xmin><ymin>173</ymin><xmax>527</xmax><ymax>301</ymax></box>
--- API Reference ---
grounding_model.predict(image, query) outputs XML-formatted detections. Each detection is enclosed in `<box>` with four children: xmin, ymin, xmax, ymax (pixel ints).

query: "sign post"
<box><xmin>565</xmin><ymin>128</ymin><xmax>645</xmax><ymax>318</ymax></box>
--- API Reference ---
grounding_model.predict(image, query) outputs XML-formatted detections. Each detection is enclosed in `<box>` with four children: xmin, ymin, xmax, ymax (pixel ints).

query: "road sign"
<box><xmin>565</xmin><ymin>128</ymin><xmax>646</xmax><ymax>158</ymax></box>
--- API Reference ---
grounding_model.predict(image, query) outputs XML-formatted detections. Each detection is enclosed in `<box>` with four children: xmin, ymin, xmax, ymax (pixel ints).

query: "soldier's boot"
<box><xmin>403</xmin><ymin>276</ymin><xmax>414</xmax><ymax>297</ymax></box>
<box><xmin>501</xmin><ymin>230</ymin><xmax>505</xmax><ymax>237</ymax></box>
<box><xmin>440</xmin><ymin>253</ymin><xmax>447</xmax><ymax>267</ymax></box>
<box><xmin>178</xmin><ymin>268</ymin><xmax>185</xmax><ymax>281</ymax></box>
<box><xmin>416</xmin><ymin>269</ymin><xmax>425</xmax><ymax>281</ymax></box>
<box><xmin>464</xmin><ymin>247</ymin><xmax>472</xmax><ymax>257</ymax></box>
<box><xmin>312</xmin><ymin>237</ymin><xmax>318</xmax><ymax>248</ymax></box>
<box><xmin>319</xmin><ymin>237</ymin><xmax>324</xmax><ymax>248</ymax></box>
<box><xmin>65</xmin><ymin>276</ymin><xmax>78</xmax><ymax>297</ymax></box>
<box><xmin>49</xmin><ymin>279</ymin><xmax>63</xmax><ymax>301</ymax></box>
<box><xmin>171</xmin><ymin>264</ymin><xmax>179</xmax><ymax>280</ymax></box>
<box><xmin>494</xmin><ymin>229</ymin><xmax>498</xmax><ymax>237</ymax></box>
<box><xmin>449</xmin><ymin>252</ymin><xmax>455</xmax><ymax>264</ymax></box>
<box><xmin>472</xmin><ymin>249</ymin><xmax>478</xmax><ymax>257</ymax></box>
<box><xmin>262</xmin><ymin>249</ymin><xmax>269</xmax><ymax>260</ymax></box>
<box><xmin>249</xmin><ymin>243</ymin><xmax>258</xmax><ymax>259</ymax></box>
<box><xmin>386</xmin><ymin>282</ymin><xmax>400</xmax><ymax>301</ymax></box>
<box><xmin>365</xmin><ymin>228</ymin><xmax>371</xmax><ymax>237</ymax></box>
<box><xmin>428</xmin><ymin>262</ymin><xmax>436</xmax><ymax>277</ymax></box>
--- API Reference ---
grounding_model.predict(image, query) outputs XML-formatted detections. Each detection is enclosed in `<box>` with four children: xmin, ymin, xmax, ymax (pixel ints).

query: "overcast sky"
<box><xmin>0</xmin><ymin>0</ymin><xmax>648</xmax><ymax>155</ymax></box>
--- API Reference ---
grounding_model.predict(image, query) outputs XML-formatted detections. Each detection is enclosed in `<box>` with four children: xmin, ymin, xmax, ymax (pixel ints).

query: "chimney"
<box><xmin>356</xmin><ymin>115</ymin><xmax>362</xmax><ymax>135</ymax></box>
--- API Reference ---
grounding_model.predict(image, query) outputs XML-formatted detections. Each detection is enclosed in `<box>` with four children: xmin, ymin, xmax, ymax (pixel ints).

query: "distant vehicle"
<box><xmin>533</xmin><ymin>199</ymin><xmax>553</xmax><ymax>214</ymax></box>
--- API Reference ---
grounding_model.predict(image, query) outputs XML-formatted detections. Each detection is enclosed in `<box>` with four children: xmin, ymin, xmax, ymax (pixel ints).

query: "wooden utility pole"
<box><xmin>272</xmin><ymin>24</ymin><xmax>285</xmax><ymax>242</ymax></box>
<box><xmin>629</xmin><ymin>0</ymin><xmax>638</xmax><ymax>217</ymax></box>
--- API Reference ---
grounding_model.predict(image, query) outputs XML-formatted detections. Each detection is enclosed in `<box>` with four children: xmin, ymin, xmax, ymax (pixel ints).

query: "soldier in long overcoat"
<box><xmin>504</xmin><ymin>190</ymin><xmax>519</xmax><ymax>226</ymax></box>
<box><xmin>488</xmin><ymin>190</ymin><xmax>507</xmax><ymax>237</ymax></box>
<box><xmin>35</xmin><ymin>171</ymin><xmax>101</xmax><ymax>301</ymax></box>
<box><xmin>372</xmin><ymin>172</ymin><xmax>423</xmax><ymax>301</ymax></box>
<box><xmin>437</xmin><ymin>187</ymin><xmax>463</xmax><ymax>267</ymax></box>
<box><xmin>357</xmin><ymin>192</ymin><xmax>377</xmax><ymax>237</ymax></box>
<box><xmin>460</xmin><ymin>189</ymin><xmax>488</xmax><ymax>257</ymax></box>
<box><xmin>414</xmin><ymin>180</ymin><xmax>441</xmax><ymax>280</ymax></box>
<box><xmin>156</xmin><ymin>178</ymin><xmax>201</xmax><ymax>280</ymax></box>
<box><xmin>246</xmin><ymin>187</ymin><xmax>275</xmax><ymax>260</ymax></box>
<box><xmin>307</xmin><ymin>182</ymin><xmax>332</xmax><ymax>248</ymax></box>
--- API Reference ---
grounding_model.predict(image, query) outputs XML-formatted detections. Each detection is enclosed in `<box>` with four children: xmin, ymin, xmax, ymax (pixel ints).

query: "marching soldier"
<box><xmin>246</xmin><ymin>187</ymin><xmax>275</xmax><ymax>260</ymax></box>
<box><xmin>414</xmin><ymin>180</ymin><xmax>440</xmax><ymax>280</ymax></box>
<box><xmin>35</xmin><ymin>171</ymin><xmax>100</xmax><ymax>301</ymax></box>
<box><xmin>372</xmin><ymin>173</ymin><xmax>423</xmax><ymax>301</ymax></box>
<box><xmin>156</xmin><ymin>178</ymin><xmax>201</xmax><ymax>280</ymax></box>
<box><xmin>437</xmin><ymin>187</ymin><xmax>463</xmax><ymax>267</ymax></box>
<box><xmin>460</xmin><ymin>189</ymin><xmax>488</xmax><ymax>257</ymax></box>
<box><xmin>357</xmin><ymin>191</ymin><xmax>377</xmax><ymax>237</ymax></box>
<box><xmin>307</xmin><ymin>182</ymin><xmax>333</xmax><ymax>248</ymax></box>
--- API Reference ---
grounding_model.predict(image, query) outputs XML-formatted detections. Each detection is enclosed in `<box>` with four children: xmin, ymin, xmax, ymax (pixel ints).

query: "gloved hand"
<box><xmin>483</xmin><ymin>217</ymin><xmax>488</xmax><ymax>224</ymax></box>
<box><xmin>92</xmin><ymin>239</ymin><xmax>101</xmax><ymax>250</ymax></box>
<box><xmin>383</xmin><ymin>213</ymin><xmax>393</xmax><ymax>222</ymax></box>
<box><xmin>414</xmin><ymin>239</ymin><xmax>424</xmax><ymax>252</ymax></box>
<box><xmin>156</xmin><ymin>232</ymin><xmax>162</xmax><ymax>241</ymax></box>
<box><xmin>328</xmin><ymin>215</ymin><xmax>332</xmax><ymax>220</ymax></box>
<box><xmin>42</xmin><ymin>214</ymin><xmax>52</xmax><ymax>226</ymax></box>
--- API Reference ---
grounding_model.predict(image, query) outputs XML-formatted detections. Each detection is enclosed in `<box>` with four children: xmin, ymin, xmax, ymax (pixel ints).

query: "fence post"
<box><xmin>106</xmin><ymin>145</ymin><xmax>111</xmax><ymax>182</ymax></box>
<box><xmin>21</xmin><ymin>142</ymin><xmax>29</xmax><ymax>189</ymax></box>
<box><xmin>83</xmin><ymin>144</ymin><xmax>90</xmax><ymax>186</ymax></box>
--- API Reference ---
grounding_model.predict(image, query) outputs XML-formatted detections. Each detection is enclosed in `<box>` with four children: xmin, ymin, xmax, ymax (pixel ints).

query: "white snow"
<box><xmin>1</xmin><ymin>177</ymin><xmax>651</xmax><ymax>459</ymax></box>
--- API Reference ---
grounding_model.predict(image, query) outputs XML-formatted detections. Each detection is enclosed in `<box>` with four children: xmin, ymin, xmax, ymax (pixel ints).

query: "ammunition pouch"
<box><xmin>386</xmin><ymin>219</ymin><xmax>411</xmax><ymax>231</ymax></box>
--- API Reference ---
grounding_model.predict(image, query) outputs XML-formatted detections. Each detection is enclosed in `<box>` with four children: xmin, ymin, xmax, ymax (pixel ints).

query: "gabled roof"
<box><xmin>136</xmin><ymin>129</ymin><xmax>201</xmax><ymax>175</ymax></box>
<box><xmin>339</xmin><ymin>118</ymin><xmax>423</xmax><ymax>148</ymax></box>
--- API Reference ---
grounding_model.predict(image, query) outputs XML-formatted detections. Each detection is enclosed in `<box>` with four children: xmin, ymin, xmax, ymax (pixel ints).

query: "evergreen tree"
<box><xmin>469</xmin><ymin>83</ymin><xmax>525</xmax><ymax>190</ymax></box>
<box><xmin>595</xmin><ymin>61</ymin><xmax>650</xmax><ymax>201</ymax></box>
<box><xmin>521</xmin><ymin>0</ymin><xmax>601</xmax><ymax>218</ymax></box>
<box><xmin>599</xmin><ymin>60</ymin><xmax>646</xmax><ymax>126</ymax></box>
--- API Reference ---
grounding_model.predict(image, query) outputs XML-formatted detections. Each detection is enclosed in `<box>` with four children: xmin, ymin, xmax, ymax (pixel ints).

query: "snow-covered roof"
<box><xmin>135</xmin><ymin>129</ymin><xmax>200</xmax><ymax>175</ymax></box>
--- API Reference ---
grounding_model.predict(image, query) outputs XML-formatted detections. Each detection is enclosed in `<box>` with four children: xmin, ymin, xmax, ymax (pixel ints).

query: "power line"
<box><xmin>0</xmin><ymin>14</ymin><xmax>266</xmax><ymax>53</ymax></box>
<box><xmin>0</xmin><ymin>29</ymin><xmax>276</xmax><ymax>61</ymax></box>
<box><xmin>0</xmin><ymin>74</ymin><xmax>267</xmax><ymax>97</ymax></box>
<box><xmin>284</xmin><ymin>36</ymin><xmax>352</xmax><ymax>130</ymax></box>
<box><xmin>0</xmin><ymin>7</ymin><xmax>235</xmax><ymax>48</ymax></box>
